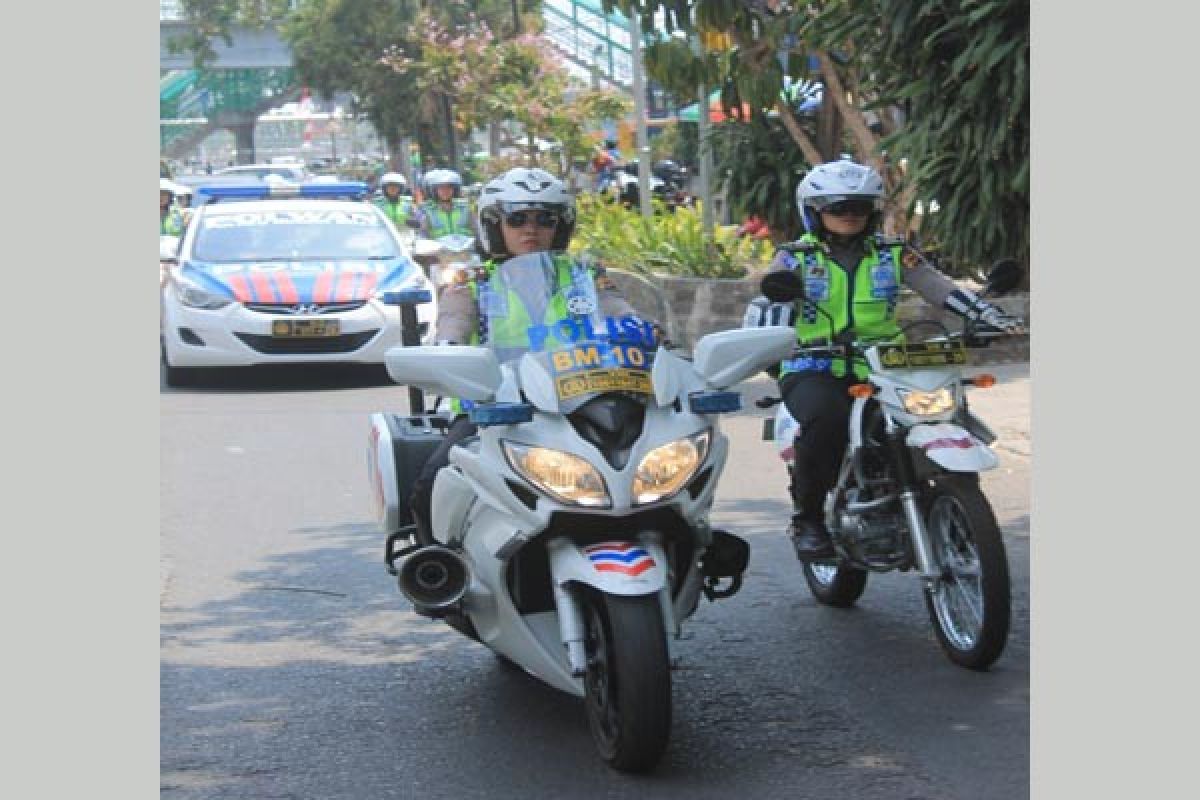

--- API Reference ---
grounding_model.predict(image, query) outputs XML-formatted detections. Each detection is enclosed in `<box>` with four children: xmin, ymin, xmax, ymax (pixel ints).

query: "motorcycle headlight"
<box><xmin>174</xmin><ymin>274</ymin><xmax>233</xmax><ymax>310</ymax></box>
<box><xmin>502</xmin><ymin>442</ymin><xmax>610</xmax><ymax>508</ymax></box>
<box><xmin>899</xmin><ymin>387</ymin><xmax>956</xmax><ymax>416</ymax></box>
<box><xmin>632</xmin><ymin>431</ymin><xmax>710</xmax><ymax>505</ymax></box>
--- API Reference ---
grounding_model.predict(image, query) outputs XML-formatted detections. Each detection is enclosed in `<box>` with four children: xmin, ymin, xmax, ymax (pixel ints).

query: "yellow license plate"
<box><xmin>876</xmin><ymin>341</ymin><xmax>966</xmax><ymax>369</ymax></box>
<box><xmin>271</xmin><ymin>319</ymin><xmax>341</xmax><ymax>338</ymax></box>
<box><xmin>555</xmin><ymin>368</ymin><xmax>653</xmax><ymax>400</ymax></box>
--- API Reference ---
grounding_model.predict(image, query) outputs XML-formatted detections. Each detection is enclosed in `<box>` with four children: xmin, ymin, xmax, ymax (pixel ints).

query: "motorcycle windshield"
<box><xmin>482</xmin><ymin>251</ymin><xmax>658</xmax><ymax>413</ymax></box>
<box><xmin>435</xmin><ymin>233</ymin><xmax>475</xmax><ymax>253</ymax></box>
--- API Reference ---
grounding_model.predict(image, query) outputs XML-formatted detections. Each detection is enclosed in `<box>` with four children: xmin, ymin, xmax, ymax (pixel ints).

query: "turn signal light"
<box><xmin>968</xmin><ymin>374</ymin><xmax>996</xmax><ymax>388</ymax></box>
<box><xmin>848</xmin><ymin>384</ymin><xmax>876</xmax><ymax>399</ymax></box>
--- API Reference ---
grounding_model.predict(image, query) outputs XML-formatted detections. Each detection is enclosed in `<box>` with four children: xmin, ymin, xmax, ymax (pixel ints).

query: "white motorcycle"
<box><xmin>367</xmin><ymin>252</ymin><xmax>794</xmax><ymax>771</ymax></box>
<box><xmin>759</xmin><ymin>261</ymin><xmax>1024</xmax><ymax>670</ymax></box>
<box><xmin>410</xmin><ymin>232</ymin><xmax>479</xmax><ymax>290</ymax></box>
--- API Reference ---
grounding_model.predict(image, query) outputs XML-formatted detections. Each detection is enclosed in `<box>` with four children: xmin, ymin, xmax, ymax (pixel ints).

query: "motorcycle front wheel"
<box><xmin>582</xmin><ymin>592</ymin><xmax>672</xmax><ymax>773</ymax></box>
<box><xmin>802</xmin><ymin>561</ymin><xmax>868</xmax><ymax>607</ymax></box>
<box><xmin>922</xmin><ymin>475</ymin><xmax>1011</xmax><ymax>670</ymax></box>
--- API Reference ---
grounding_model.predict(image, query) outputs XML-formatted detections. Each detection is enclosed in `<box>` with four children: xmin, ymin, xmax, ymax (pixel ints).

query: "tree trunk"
<box><xmin>816</xmin><ymin>52</ymin><xmax>880</xmax><ymax>169</ymax></box>
<box><xmin>774</xmin><ymin>99</ymin><xmax>822</xmax><ymax>166</ymax></box>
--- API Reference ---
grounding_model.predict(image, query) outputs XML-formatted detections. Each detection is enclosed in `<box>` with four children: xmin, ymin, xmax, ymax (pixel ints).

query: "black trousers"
<box><xmin>409</xmin><ymin>415</ymin><xmax>478</xmax><ymax>545</ymax></box>
<box><xmin>779</xmin><ymin>371</ymin><xmax>856</xmax><ymax>519</ymax></box>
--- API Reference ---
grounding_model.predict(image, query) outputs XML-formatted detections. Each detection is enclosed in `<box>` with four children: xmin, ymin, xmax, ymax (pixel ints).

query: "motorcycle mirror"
<box><xmin>983</xmin><ymin>258</ymin><xmax>1023</xmax><ymax>296</ymax></box>
<box><xmin>760</xmin><ymin>270</ymin><xmax>806</xmax><ymax>303</ymax></box>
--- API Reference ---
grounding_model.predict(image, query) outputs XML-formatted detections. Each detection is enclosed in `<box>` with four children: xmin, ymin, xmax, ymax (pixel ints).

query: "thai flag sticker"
<box><xmin>583</xmin><ymin>542</ymin><xmax>656</xmax><ymax>577</ymax></box>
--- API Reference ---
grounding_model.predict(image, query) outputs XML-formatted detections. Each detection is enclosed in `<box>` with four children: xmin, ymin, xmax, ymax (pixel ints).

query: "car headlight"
<box><xmin>632</xmin><ymin>431</ymin><xmax>710</xmax><ymax>505</ymax></box>
<box><xmin>502</xmin><ymin>442</ymin><xmax>610</xmax><ymax>508</ymax></box>
<box><xmin>174</xmin><ymin>274</ymin><xmax>233</xmax><ymax>310</ymax></box>
<box><xmin>899</xmin><ymin>387</ymin><xmax>956</xmax><ymax>416</ymax></box>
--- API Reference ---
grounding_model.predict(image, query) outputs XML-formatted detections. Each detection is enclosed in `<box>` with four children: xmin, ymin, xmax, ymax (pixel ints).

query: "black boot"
<box><xmin>788</xmin><ymin>514</ymin><xmax>835</xmax><ymax>560</ymax></box>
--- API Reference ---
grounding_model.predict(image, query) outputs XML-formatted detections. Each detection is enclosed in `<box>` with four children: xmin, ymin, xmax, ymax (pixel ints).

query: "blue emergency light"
<box><xmin>195</xmin><ymin>182</ymin><xmax>369</xmax><ymax>203</ymax></box>
<box><xmin>688</xmin><ymin>391</ymin><xmax>742</xmax><ymax>414</ymax></box>
<box><xmin>469</xmin><ymin>403</ymin><xmax>535</xmax><ymax>427</ymax></box>
<box><xmin>381</xmin><ymin>289</ymin><xmax>433</xmax><ymax>305</ymax></box>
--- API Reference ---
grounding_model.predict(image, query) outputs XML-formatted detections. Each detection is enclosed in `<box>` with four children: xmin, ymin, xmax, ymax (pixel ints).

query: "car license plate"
<box><xmin>271</xmin><ymin>319</ymin><xmax>341</xmax><ymax>338</ymax></box>
<box><xmin>876</xmin><ymin>341</ymin><xmax>966</xmax><ymax>369</ymax></box>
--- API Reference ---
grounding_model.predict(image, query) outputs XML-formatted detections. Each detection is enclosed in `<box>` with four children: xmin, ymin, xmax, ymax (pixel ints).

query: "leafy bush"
<box><xmin>570</xmin><ymin>193</ymin><xmax>770</xmax><ymax>279</ymax></box>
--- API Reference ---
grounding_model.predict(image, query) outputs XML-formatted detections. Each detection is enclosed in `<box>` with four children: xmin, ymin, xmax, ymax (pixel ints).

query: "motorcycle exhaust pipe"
<box><xmin>396</xmin><ymin>546</ymin><xmax>470</xmax><ymax>615</ymax></box>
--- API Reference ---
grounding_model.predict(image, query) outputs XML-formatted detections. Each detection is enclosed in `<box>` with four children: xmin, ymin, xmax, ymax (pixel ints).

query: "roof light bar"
<box><xmin>195</xmin><ymin>182</ymin><xmax>368</xmax><ymax>203</ymax></box>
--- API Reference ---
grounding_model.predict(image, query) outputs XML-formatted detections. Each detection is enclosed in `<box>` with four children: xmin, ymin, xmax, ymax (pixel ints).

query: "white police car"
<box><xmin>160</xmin><ymin>182</ymin><xmax>436</xmax><ymax>386</ymax></box>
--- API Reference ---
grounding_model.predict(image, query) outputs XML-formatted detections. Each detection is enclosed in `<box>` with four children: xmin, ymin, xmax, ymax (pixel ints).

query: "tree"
<box><xmin>606</xmin><ymin>1</ymin><xmax>1029</xmax><ymax>274</ymax></box>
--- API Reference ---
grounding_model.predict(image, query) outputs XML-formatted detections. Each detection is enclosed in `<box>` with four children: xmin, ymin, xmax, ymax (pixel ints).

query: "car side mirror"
<box><xmin>760</xmin><ymin>269</ymin><xmax>806</xmax><ymax>303</ymax></box>
<box><xmin>983</xmin><ymin>258</ymin><xmax>1023</xmax><ymax>296</ymax></box>
<box><xmin>159</xmin><ymin>235</ymin><xmax>180</xmax><ymax>262</ymax></box>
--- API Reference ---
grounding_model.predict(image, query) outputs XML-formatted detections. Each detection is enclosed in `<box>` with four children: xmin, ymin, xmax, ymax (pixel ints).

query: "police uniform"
<box><xmin>408</xmin><ymin>253</ymin><xmax>641</xmax><ymax>545</ymax></box>
<box><xmin>416</xmin><ymin>199</ymin><xmax>474</xmax><ymax>239</ymax></box>
<box><xmin>374</xmin><ymin>195</ymin><xmax>414</xmax><ymax>228</ymax></box>
<box><xmin>160</xmin><ymin>209</ymin><xmax>183</xmax><ymax>236</ymax></box>
<box><xmin>766</xmin><ymin>232</ymin><xmax>961</xmax><ymax>538</ymax></box>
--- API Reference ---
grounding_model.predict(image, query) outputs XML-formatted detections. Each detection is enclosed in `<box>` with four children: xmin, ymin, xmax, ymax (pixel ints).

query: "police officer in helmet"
<box><xmin>408</xmin><ymin>167</ymin><xmax>651</xmax><ymax>546</ymax></box>
<box><xmin>761</xmin><ymin>158</ymin><xmax>1023</xmax><ymax>559</ymax></box>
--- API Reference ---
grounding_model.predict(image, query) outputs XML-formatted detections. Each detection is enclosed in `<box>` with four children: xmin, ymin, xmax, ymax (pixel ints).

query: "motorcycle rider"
<box><xmin>173</xmin><ymin>183</ymin><xmax>196</xmax><ymax>227</ymax></box>
<box><xmin>414</xmin><ymin>168</ymin><xmax>473</xmax><ymax>239</ymax></box>
<box><xmin>160</xmin><ymin>179</ymin><xmax>184</xmax><ymax>236</ymax></box>
<box><xmin>373</xmin><ymin>172</ymin><xmax>414</xmax><ymax>229</ymax></box>
<box><xmin>760</xmin><ymin>158</ymin><xmax>1024</xmax><ymax>559</ymax></box>
<box><xmin>408</xmin><ymin>167</ymin><xmax>653</xmax><ymax>546</ymax></box>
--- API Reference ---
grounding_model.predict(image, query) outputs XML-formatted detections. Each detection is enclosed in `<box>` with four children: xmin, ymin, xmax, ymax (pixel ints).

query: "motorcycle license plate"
<box><xmin>271</xmin><ymin>319</ymin><xmax>341</xmax><ymax>338</ymax></box>
<box><xmin>556</xmin><ymin>368</ymin><xmax>653</xmax><ymax>400</ymax></box>
<box><xmin>549</xmin><ymin>342</ymin><xmax>653</xmax><ymax>400</ymax></box>
<box><xmin>876</xmin><ymin>341</ymin><xmax>966</xmax><ymax>369</ymax></box>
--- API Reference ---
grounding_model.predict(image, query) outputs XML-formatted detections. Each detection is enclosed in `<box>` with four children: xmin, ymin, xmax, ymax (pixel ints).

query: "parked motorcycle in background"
<box><xmin>367</xmin><ymin>252</ymin><xmax>795</xmax><ymax>771</ymax></box>
<box><xmin>758</xmin><ymin>261</ymin><xmax>1025</xmax><ymax>670</ymax></box>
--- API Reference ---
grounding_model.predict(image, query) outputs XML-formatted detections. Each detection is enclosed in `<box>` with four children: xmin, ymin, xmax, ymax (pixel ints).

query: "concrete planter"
<box><xmin>609</xmin><ymin>270</ymin><xmax>1029</xmax><ymax>364</ymax></box>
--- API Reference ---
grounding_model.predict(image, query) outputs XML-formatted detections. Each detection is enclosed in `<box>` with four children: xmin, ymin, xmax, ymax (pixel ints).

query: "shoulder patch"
<box><xmin>901</xmin><ymin>248</ymin><xmax>924</xmax><ymax>269</ymax></box>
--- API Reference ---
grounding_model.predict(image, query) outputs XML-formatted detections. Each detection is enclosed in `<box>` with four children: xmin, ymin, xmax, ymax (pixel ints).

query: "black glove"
<box><xmin>944</xmin><ymin>288</ymin><xmax>1025</xmax><ymax>334</ymax></box>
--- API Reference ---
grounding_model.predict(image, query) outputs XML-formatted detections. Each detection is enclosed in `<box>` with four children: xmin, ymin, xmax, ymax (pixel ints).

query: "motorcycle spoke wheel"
<box><xmin>582</xmin><ymin>593</ymin><xmax>671</xmax><ymax>773</ymax></box>
<box><xmin>923</xmin><ymin>475</ymin><xmax>1011</xmax><ymax>670</ymax></box>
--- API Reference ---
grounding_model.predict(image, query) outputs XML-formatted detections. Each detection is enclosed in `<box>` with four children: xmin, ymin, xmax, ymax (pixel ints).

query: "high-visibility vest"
<box><xmin>777</xmin><ymin>233</ymin><xmax>904</xmax><ymax>379</ymax></box>
<box><xmin>421</xmin><ymin>200</ymin><xmax>472</xmax><ymax>237</ymax></box>
<box><xmin>374</xmin><ymin>196</ymin><xmax>413</xmax><ymax>227</ymax></box>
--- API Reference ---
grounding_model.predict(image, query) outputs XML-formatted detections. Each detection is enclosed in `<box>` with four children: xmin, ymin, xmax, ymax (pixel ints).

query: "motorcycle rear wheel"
<box><xmin>922</xmin><ymin>475</ymin><xmax>1011</xmax><ymax>670</ymax></box>
<box><xmin>801</xmin><ymin>561</ymin><xmax>868</xmax><ymax>607</ymax></box>
<box><xmin>582</xmin><ymin>592</ymin><xmax>672</xmax><ymax>773</ymax></box>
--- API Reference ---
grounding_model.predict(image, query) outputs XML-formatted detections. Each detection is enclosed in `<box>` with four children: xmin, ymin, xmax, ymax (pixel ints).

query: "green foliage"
<box><xmin>570</xmin><ymin>193</ymin><xmax>770</xmax><ymax>279</ymax></box>
<box><xmin>707</xmin><ymin>114</ymin><xmax>810</xmax><ymax>240</ymax></box>
<box><xmin>810</xmin><ymin>0</ymin><xmax>1029</xmax><ymax>269</ymax></box>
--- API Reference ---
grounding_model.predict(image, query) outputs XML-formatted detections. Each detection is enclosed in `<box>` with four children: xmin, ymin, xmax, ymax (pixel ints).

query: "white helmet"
<box><xmin>173</xmin><ymin>182</ymin><xmax>193</xmax><ymax>197</ymax></box>
<box><xmin>477</xmin><ymin>167</ymin><xmax>575</xmax><ymax>257</ymax></box>
<box><xmin>160</xmin><ymin>178</ymin><xmax>177</xmax><ymax>197</ymax></box>
<box><xmin>423</xmin><ymin>168</ymin><xmax>462</xmax><ymax>195</ymax></box>
<box><xmin>795</xmin><ymin>158</ymin><xmax>884</xmax><ymax>233</ymax></box>
<box><xmin>379</xmin><ymin>172</ymin><xmax>408</xmax><ymax>189</ymax></box>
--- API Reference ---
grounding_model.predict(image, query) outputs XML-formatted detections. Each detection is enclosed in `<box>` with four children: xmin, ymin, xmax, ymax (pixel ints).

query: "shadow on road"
<box><xmin>160</xmin><ymin>362</ymin><xmax>394</xmax><ymax>394</ymax></box>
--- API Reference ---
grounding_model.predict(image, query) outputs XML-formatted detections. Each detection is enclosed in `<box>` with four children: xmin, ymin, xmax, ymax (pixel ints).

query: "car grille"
<box><xmin>235</xmin><ymin>330</ymin><xmax>380</xmax><ymax>354</ymax></box>
<box><xmin>244</xmin><ymin>301</ymin><xmax>367</xmax><ymax>314</ymax></box>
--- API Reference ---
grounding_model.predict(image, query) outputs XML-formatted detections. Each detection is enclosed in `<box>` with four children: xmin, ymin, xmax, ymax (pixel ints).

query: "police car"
<box><xmin>160</xmin><ymin>182</ymin><xmax>436</xmax><ymax>386</ymax></box>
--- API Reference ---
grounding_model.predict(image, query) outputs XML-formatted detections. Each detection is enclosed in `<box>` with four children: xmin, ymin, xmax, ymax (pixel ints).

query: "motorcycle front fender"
<box><xmin>907</xmin><ymin>422</ymin><xmax>999</xmax><ymax>472</ymax></box>
<box><xmin>546</xmin><ymin>537</ymin><xmax>667</xmax><ymax>596</ymax></box>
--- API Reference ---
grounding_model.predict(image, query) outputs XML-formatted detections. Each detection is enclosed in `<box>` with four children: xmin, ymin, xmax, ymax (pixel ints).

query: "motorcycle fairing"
<box><xmin>906</xmin><ymin>423</ymin><xmax>999</xmax><ymax>472</ymax></box>
<box><xmin>547</xmin><ymin>536</ymin><xmax>667</xmax><ymax>596</ymax></box>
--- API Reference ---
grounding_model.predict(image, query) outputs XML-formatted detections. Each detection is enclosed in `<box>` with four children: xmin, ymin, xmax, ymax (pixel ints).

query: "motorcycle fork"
<box><xmin>883</xmin><ymin>418</ymin><xmax>942</xmax><ymax>587</ymax></box>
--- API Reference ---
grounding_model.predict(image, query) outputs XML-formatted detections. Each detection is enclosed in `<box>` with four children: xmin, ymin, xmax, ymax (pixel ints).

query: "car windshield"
<box><xmin>483</xmin><ymin>251</ymin><xmax>658</xmax><ymax>412</ymax></box>
<box><xmin>191</xmin><ymin>207</ymin><xmax>402</xmax><ymax>262</ymax></box>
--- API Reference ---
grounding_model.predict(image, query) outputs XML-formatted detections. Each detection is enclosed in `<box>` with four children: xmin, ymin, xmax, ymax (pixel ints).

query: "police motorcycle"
<box><xmin>367</xmin><ymin>251</ymin><xmax>795</xmax><ymax>772</ymax></box>
<box><xmin>410</xmin><ymin>232</ymin><xmax>479</xmax><ymax>289</ymax></box>
<box><xmin>757</xmin><ymin>260</ymin><xmax>1024</xmax><ymax>670</ymax></box>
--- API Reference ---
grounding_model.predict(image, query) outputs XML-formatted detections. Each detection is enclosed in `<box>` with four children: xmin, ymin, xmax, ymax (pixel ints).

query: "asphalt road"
<box><xmin>161</xmin><ymin>363</ymin><xmax>1030</xmax><ymax>800</ymax></box>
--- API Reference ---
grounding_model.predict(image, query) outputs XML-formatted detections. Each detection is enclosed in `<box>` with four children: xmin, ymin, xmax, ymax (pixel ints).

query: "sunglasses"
<box><xmin>820</xmin><ymin>199</ymin><xmax>875</xmax><ymax>217</ymax></box>
<box><xmin>503</xmin><ymin>210</ymin><xmax>560</xmax><ymax>229</ymax></box>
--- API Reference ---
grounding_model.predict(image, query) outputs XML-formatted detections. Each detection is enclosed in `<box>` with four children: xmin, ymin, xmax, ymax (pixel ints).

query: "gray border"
<box><xmin>11</xmin><ymin>2</ymin><xmax>157</xmax><ymax>793</ymax></box>
<box><xmin>1033</xmin><ymin>6</ymin><xmax>1195</xmax><ymax>799</ymax></box>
